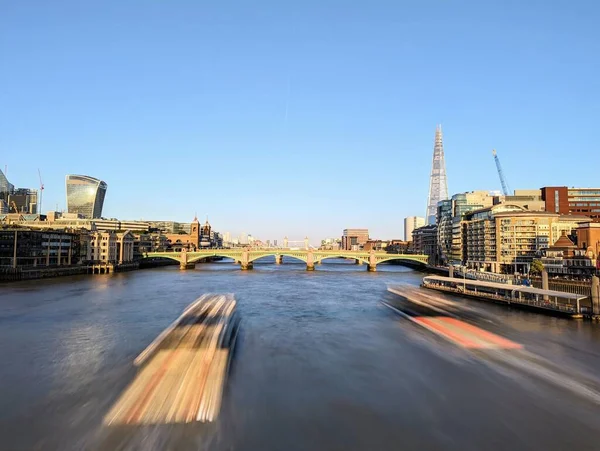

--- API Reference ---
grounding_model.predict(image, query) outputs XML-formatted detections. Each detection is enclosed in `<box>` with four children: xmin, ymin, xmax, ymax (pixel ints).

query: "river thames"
<box><xmin>2</xmin><ymin>259</ymin><xmax>600</xmax><ymax>450</ymax></box>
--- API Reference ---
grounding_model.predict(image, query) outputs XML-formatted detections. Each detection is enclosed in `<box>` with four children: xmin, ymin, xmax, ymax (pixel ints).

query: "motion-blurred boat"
<box><xmin>104</xmin><ymin>293</ymin><xmax>240</xmax><ymax>425</ymax></box>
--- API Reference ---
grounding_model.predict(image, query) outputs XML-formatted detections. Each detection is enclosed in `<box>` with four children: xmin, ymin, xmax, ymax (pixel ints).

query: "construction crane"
<box><xmin>38</xmin><ymin>169</ymin><xmax>44</xmax><ymax>215</ymax></box>
<box><xmin>492</xmin><ymin>149</ymin><xmax>510</xmax><ymax>196</ymax></box>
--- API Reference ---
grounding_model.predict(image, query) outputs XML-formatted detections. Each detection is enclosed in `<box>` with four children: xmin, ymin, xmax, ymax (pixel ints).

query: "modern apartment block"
<box><xmin>462</xmin><ymin>204</ymin><xmax>589</xmax><ymax>273</ymax></box>
<box><xmin>404</xmin><ymin>216</ymin><xmax>425</xmax><ymax>242</ymax></box>
<box><xmin>436</xmin><ymin>191</ymin><xmax>495</xmax><ymax>265</ymax></box>
<box><xmin>541</xmin><ymin>187</ymin><xmax>600</xmax><ymax>221</ymax></box>
<box><xmin>66</xmin><ymin>175</ymin><xmax>107</xmax><ymax>219</ymax></box>
<box><xmin>341</xmin><ymin>229</ymin><xmax>369</xmax><ymax>250</ymax></box>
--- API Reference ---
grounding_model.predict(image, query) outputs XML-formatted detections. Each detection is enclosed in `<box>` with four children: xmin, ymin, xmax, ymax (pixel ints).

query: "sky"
<box><xmin>1</xmin><ymin>1</ymin><xmax>599</xmax><ymax>244</ymax></box>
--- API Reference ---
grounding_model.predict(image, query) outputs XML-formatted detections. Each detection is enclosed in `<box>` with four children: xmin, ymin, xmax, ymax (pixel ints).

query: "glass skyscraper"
<box><xmin>65</xmin><ymin>175</ymin><xmax>107</xmax><ymax>219</ymax></box>
<box><xmin>0</xmin><ymin>169</ymin><xmax>14</xmax><ymax>200</ymax></box>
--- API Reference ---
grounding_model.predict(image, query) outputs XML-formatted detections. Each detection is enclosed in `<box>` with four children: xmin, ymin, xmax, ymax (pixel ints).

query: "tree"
<box><xmin>530</xmin><ymin>259</ymin><xmax>544</xmax><ymax>276</ymax></box>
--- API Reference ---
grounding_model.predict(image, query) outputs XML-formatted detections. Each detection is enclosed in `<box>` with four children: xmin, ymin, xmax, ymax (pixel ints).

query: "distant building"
<box><xmin>165</xmin><ymin>216</ymin><xmax>200</xmax><ymax>251</ymax></box>
<box><xmin>341</xmin><ymin>229</ymin><xmax>369</xmax><ymax>250</ymax></box>
<box><xmin>576</xmin><ymin>222</ymin><xmax>600</xmax><ymax>261</ymax></box>
<box><xmin>493</xmin><ymin>189</ymin><xmax>545</xmax><ymax>211</ymax></box>
<box><xmin>386</xmin><ymin>240</ymin><xmax>411</xmax><ymax>254</ymax></box>
<box><xmin>320</xmin><ymin>237</ymin><xmax>341</xmax><ymax>251</ymax></box>
<box><xmin>0</xmin><ymin>170</ymin><xmax>38</xmax><ymax>214</ymax></box>
<box><xmin>90</xmin><ymin>231</ymin><xmax>134</xmax><ymax>264</ymax></box>
<box><xmin>412</xmin><ymin>225</ymin><xmax>438</xmax><ymax>265</ymax></box>
<box><xmin>200</xmin><ymin>220</ymin><xmax>212</xmax><ymax>248</ymax></box>
<box><xmin>540</xmin><ymin>187</ymin><xmax>600</xmax><ymax>221</ymax></box>
<box><xmin>7</xmin><ymin>188</ymin><xmax>38</xmax><ymax>214</ymax></box>
<box><xmin>363</xmin><ymin>240</ymin><xmax>389</xmax><ymax>251</ymax></box>
<box><xmin>404</xmin><ymin>216</ymin><xmax>425</xmax><ymax>242</ymax></box>
<box><xmin>147</xmin><ymin>221</ymin><xmax>185</xmax><ymax>234</ymax></box>
<box><xmin>133</xmin><ymin>233</ymin><xmax>170</xmax><ymax>258</ymax></box>
<box><xmin>0</xmin><ymin>168</ymin><xmax>14</xmax><ymax>199</ymax></box>
<box><xmin>65</xmin><ymin>175</ymin><xmax>107</xmax><ymax>219</ymax></box>
<box><xmin>222</xmin><ymin>232</ymin><xmax>231</xmax><ymax>245</ymax></box>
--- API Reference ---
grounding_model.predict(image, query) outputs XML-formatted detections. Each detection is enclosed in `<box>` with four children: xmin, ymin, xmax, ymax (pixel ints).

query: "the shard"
<box><xmin>426</xmin><ymin>125</ymin><xmax>448</xmax><ymax>224</ymax></box>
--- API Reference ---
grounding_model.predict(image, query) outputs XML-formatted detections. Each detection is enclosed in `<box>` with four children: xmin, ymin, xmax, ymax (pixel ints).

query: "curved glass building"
<box><xmin>65</xmin><ymin>175</ymin><xmax>107</xmax><ymax>219</ymax></box>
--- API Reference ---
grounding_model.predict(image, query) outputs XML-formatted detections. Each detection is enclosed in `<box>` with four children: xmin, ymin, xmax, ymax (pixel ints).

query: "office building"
<box><xmin>0</xmin><ymin>170</ymin><xmax>38</xmax><ymax>214</ymax></box>
<box><xmin>0</xmin><ymin>229</ymin><xmax>80</xmax><ymax>267</ymax></box>
<box><xmin>8</xmin><ymin>188</ymin><xmax>38</xmax><ymax>214</ymax></box>
<box><xmin>541</xmin><ymin>187</ymin><xmax>600</xmax><ymax>221</ymax></box>
<box><xmin>404</xmin><ymin>216</ymin><xmax>425</xmax><ymax>242</ymax></box>
<box><xmin>341</xmin><ymin>229</ymin><xmax>369</xmax><ymax>250</ymax></box>
<box><xmin>0</xmin><ymin>169</ymin><xmax>14</xmax><ymax>199</ymax></box>
<box><xmin>65</xmin><ymin>175</ymin><xmax>107</xmax><ymax>219</ymax></box>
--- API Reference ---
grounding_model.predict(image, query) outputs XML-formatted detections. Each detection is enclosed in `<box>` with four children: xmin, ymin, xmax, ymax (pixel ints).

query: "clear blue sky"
<box><xmin>1</xmin><ymin>1</ymin><xmax>599</xmax><ymax>243</ymax></box>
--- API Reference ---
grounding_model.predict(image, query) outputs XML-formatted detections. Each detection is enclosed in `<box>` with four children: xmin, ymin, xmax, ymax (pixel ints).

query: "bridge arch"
<box><xmin>188</xmin><ymin>253</ymin><xmax>242</xmax><ymax>264</ymax></box>
<box><xmin>314</xmin><ymin>255</ymin><xmax>370</xmax><ymax>265</ymax></box>
<box><xmin>375</xmin><ymin>255</ymin><xmax>427</xmax><ymax>266</ymax></box>
<box><xmin>248</xmin><ymin>253</ymin><xmax>308</xmax><ymax>264</ymax></box>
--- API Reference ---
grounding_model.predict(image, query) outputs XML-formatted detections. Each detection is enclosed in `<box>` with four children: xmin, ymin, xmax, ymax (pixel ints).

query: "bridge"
<box><xmin>145</xmin><ymin>249</ymin><xmax>429</xmax><ymax>271</ymax></box>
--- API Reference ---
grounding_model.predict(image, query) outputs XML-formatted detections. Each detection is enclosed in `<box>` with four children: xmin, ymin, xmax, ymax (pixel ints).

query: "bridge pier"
<box><xmin>367</xmin><ymin>264</ymin><xmax>377</xmax><ymax>272</ymax></box>
<box><xmin>241</xmin><ymin>262</ymin><xmax>253</xmax><ymax>270</ymax></box>
<box><xmin>355</xmin><ymin>259</ymin><xmax>363</xmax><ymax>265</ymax></box>
<box><xmin>275</xmin><ymin>255</ymin><xmax>282</xmax><ymax>264</ymax></box>
<box><xmin>306</xmin><ymin>264</ymin><xmax>315</xmax><ymax>271</ymax></box>
<box><xmin>180</xmin><ymin>262</ymin><xmax>195</xmax><ymax>270</ymax></box>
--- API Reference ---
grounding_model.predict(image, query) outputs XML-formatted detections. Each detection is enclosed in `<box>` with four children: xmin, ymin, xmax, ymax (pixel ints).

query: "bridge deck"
<box><xmin>104</xmin><ymin>294</ymin><xmax>238</xmax><ymax>425</ymax></box>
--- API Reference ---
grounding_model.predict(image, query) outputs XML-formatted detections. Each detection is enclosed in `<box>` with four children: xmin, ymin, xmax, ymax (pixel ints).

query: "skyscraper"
<box><xmin>65</xmin><ymin>175</ymin><xmax>107</xmax><ymax>219</ymax></box>
<box><xmin>404</xmin><ymin>216</ymin><xmax>426</xmax><ymax>241</ymax></box>
<box><xmin>0</xmin><ymin>168</ymin><xmax>14</xmax><ymax>200</ymax></box>
<box><xmin>426</xmin><ymin>125</ymin><xmax>449</xmax><ymax>224</ymax></box>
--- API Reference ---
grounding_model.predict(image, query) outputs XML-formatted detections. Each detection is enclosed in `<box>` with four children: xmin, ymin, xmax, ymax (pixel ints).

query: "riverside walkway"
<box><xmin>421</xmin><ymin>275</ymin><xmax>589</xmax><ymax>317</ymax></box>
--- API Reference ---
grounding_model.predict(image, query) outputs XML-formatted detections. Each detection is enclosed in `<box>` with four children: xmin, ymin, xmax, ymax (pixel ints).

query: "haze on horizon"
<box><xmin>1</xmin><ymin>0</ymin><xmax>599</xmax><ymax>242</ymax></box>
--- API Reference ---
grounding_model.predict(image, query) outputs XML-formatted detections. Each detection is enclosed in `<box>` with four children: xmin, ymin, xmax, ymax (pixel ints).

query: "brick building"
<box><xmin>341</xmin><ymin>229</ymin><xmax>369</xmax><ymax>250</ymax></box>
<box><xmin>541</xmin><ymin>187</ymin><xmax>600</xmax><ymax>221</ymax></box>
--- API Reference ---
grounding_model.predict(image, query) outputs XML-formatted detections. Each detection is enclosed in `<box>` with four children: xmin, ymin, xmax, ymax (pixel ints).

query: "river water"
<box><xmin>1</xmin><ymin>259</ymin><xmax>600</xmax><ymax>450</ymax></box>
